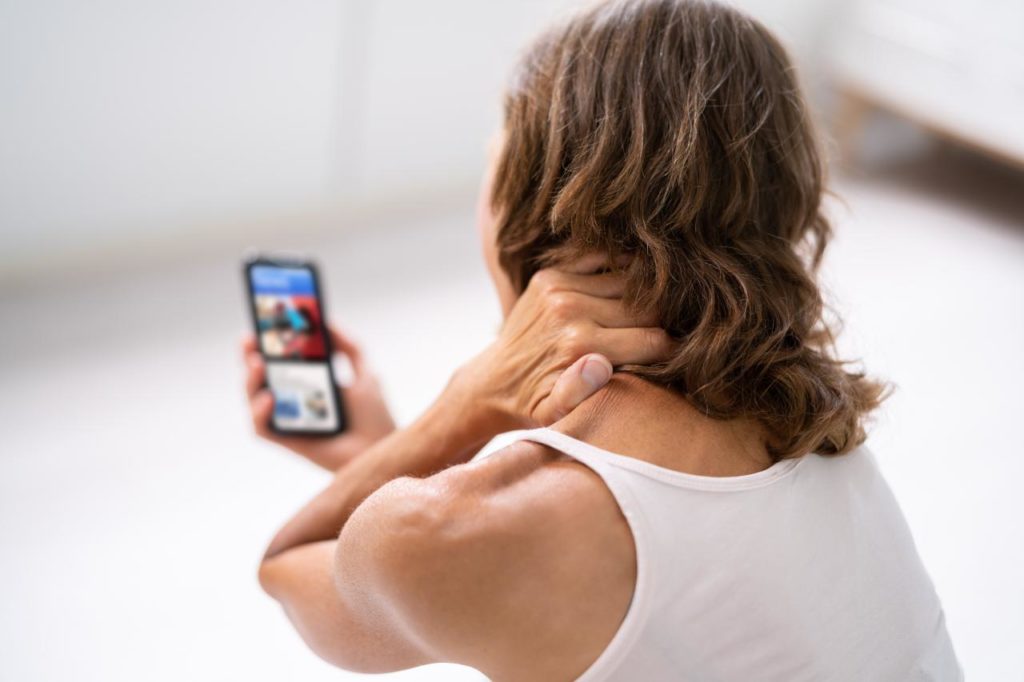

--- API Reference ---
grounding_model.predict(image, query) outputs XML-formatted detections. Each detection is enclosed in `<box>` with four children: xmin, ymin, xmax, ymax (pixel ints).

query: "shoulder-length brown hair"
<box><xmin>492</xmin><ymin>0</ymin><xmax>887</xmax><ymax>459</ymax></box>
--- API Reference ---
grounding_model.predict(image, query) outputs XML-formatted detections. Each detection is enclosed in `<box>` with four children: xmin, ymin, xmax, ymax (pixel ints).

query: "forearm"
<box><xmin>264</xmin><ymin>375</ymin><xmax>512</xmax><ymax>558</ymax></box>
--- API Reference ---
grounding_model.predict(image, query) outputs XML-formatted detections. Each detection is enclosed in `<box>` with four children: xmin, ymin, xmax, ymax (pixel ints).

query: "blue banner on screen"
<box><xmin>250</xmin><ymin>265</ymin><xmax>316</xmax><ymax>296</ymax></box>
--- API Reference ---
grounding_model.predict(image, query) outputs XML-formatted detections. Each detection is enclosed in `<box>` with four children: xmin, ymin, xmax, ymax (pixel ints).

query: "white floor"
<box><xmin>1</xmin><ymin>150</ymin><xmax>1022</xmax><ymax>681</ymax></box>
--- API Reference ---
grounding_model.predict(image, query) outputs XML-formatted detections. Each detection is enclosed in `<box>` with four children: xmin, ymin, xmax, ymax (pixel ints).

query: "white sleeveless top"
<box><xmin>474</xmin><ymin>428</ymin><xmax>962</xmax><ymax>682</ymax></box>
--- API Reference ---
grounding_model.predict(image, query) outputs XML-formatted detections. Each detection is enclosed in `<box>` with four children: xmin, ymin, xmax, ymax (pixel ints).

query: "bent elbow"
<box><xmin>257</xmin><ymin>557</ymin><xmax>279</xmax><ymax>598</ymax></box>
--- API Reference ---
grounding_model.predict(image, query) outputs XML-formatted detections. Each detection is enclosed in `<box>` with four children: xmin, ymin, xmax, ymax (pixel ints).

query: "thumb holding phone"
<box><xmin>243</xmin><ymin>326</ymin><xmax>396</xmax><ymax>471</ymax></box>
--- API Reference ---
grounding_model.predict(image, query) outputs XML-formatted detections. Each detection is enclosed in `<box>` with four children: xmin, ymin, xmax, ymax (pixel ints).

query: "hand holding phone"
<box><xmin>242</xmin><ymin>329</ymin><xmax>397</xmax><ymax>471</ymax></box>
<box><xmin>243</xmin><ymin>256</ymin><xmax>398</xmax><ymax>470</ymax></box>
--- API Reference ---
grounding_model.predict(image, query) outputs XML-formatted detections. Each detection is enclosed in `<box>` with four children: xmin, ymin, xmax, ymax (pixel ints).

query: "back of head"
<box><xmin>493</xmin><ymin>0</ymin><xmax>887</xmax><ymax>459</ymax></box>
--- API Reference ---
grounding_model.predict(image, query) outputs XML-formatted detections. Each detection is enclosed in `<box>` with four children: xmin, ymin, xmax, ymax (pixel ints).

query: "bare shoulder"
<box><xmin>341</xmin><ymin>440</ymin><xmax>636</xmax><ymax>681</ymax></box>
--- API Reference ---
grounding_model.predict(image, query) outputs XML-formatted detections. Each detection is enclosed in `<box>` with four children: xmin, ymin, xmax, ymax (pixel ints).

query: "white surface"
<box><xmin>0</xmin><ymin>0</ymin><xmax>343</xmax><ymax>260</ymax></box>
<box><xmin>1</xmin><ymin>162</ymin><xmax>1022</xmax><ymax>679</ymax></box>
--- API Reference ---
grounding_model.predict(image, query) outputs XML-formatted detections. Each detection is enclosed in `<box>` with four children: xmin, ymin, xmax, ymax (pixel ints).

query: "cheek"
<box><xmin>475</xmin><ymin>176</ymin><xmax>496</xmax><ymax>264</ymax></box>
<box><xmin>476</xmin><ymin>165</ymin><xmax>518</xmax><ymax>316</ymax></box>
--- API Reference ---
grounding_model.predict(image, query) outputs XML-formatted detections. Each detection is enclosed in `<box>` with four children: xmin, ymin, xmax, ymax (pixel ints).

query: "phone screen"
<box><xmin>247</xmin><ymin>261</ymin><xmax>344</xmax><ymax>434</ymax></box>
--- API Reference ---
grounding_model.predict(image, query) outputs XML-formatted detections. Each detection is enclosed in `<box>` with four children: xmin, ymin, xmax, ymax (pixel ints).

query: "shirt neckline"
<box><xmin>528</xmin><ymin>427</ymin><xmax>807</xmax><ymax>492</ymax></box>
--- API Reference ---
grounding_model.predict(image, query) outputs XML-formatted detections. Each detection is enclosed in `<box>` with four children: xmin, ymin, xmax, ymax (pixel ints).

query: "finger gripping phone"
<box><xmin>244</xmin><ymin>255</ymin><xmax>346</xmax><ymax>435</ymax></box>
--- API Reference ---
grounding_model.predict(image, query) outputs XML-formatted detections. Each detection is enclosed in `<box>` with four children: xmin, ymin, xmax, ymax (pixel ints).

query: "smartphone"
<box><xmin>244</xmin><ymin>255</ymin><xmax>346</xmax><ymax>436</ymax></box>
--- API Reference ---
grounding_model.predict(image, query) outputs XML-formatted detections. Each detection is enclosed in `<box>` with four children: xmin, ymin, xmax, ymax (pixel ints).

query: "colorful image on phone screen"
<box><xmin>248</xmin><ymin>263</ymin><xmax>342</xmax><ymax>433</ymax></box>
<box><xmin>250</xmin><ymin>265</ymin><xmax>328</xmax><ymax>360</ymax></box>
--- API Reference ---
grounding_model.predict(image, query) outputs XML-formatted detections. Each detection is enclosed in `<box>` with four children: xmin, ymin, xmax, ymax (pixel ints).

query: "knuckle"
<box><xmin>559</xmin><ymin>324</ymin><xmax>589</xmax><ymax>357</ymax></box>
<box><xmin>530</xmin><ymin>268</ymin><xmax>556</xmax><ymax>292</ymax></box>
<box><xmin>547</xmin><ymin>292</ymin><xmax>575</xmax><ymax>319</ymax></box>
<box><xmin>540</xmin><ymin>404</ymin><xmax>565</xmax><ymax>425</ymax></box>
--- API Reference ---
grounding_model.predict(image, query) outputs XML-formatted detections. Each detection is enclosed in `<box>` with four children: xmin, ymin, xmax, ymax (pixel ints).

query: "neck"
<box><xmin>551</xmin><ymin>374</ymin><xmax>774</xmax><ymax>476</ymax></box>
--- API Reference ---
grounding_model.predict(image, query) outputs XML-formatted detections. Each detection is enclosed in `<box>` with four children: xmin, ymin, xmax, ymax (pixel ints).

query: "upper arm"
<box><xmin>260</xmin><ymin>442</ymin><xmax>636</xmax><ymax>678</ymax></box>
<box><xmin>337</xmin><ymin>443</ymin><xmax>637</xmax><ymax>680</ymax></box>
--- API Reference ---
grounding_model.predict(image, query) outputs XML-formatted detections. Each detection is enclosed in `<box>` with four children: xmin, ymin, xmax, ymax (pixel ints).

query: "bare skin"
<box><xmin>248</xmin><ymin>137</ymin><xmax>773</xmax><ymax>680</ymax></box>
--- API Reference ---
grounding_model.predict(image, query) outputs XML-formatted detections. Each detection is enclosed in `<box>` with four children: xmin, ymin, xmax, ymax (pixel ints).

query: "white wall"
<box><xmin>0</xmin><ymin>0</ymin><xmax>836</xmax><ymax>283</ymax></box>
<box><xmin>0</xmin><ymin>1</ymin><xmax>343</xmax><ymax>270</ymax></box>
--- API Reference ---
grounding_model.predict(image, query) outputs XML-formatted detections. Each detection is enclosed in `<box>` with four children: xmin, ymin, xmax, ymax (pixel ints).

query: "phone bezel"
<box><xmin>243</xmin><ymin>254</ymin><xmax>347</xmax><ymax>437</ymax></box>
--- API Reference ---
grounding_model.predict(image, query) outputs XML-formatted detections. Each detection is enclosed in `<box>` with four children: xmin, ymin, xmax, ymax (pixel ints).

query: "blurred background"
<box><xmin>1</xmin><ymin>0</ymin><xmax>1021</xmax><ymax>680</ymax></box>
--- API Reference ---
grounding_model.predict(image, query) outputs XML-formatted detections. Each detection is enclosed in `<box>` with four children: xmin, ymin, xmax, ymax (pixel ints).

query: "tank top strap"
<box><xmin>478</xmin><ymin>427</ymin><xmax>649</xmax><ymax>518</ymax></box>
<box><xmin>509</xmin><ymin>427</ymin><xmax>622</xmax><ymax>470</ymax></box>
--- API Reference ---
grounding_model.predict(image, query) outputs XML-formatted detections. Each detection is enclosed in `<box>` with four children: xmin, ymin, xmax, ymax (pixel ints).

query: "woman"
<box><xmin>242</xmin><ymin>1</ymin><xmax>960</xmax><ymax>679</ymax></box>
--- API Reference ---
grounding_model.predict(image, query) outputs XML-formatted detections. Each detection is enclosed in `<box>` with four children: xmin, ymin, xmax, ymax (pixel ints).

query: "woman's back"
<box><xmin>472</xmin><ymin>377</ymin><xmax>961</xmax><ymax>680</ymax></box>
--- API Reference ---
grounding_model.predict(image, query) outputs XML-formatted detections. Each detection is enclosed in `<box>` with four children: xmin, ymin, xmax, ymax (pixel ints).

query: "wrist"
<box><xmin>443</xmin><ymin>358</ymin><xmax>529</xmax><ymax>445</ymax></box>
